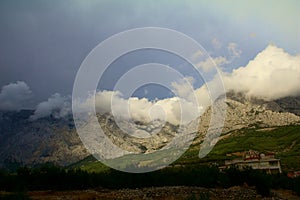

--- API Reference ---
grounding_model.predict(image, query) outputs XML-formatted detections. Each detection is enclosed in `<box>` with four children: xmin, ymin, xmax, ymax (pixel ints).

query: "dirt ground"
<box><xmin>22</xmin><ymin>186</ymin><xmax>300</xmax><ymax>200</ymax></box>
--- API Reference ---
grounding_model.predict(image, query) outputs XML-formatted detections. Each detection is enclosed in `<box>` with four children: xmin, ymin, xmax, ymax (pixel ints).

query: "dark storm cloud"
<box><xmin>0</xmin><ymin>0</ymin><xmax>299</xmax><ymax>103</ymax></box>
<box><xmin>0</xmin><ymin>0</ymin><xmax>235</xmax><ymax>102</ymax></box>
<box><xmin>0</xmin><ymin>0</ymin><xmax>108</xmax><ymax>101</ymax></box>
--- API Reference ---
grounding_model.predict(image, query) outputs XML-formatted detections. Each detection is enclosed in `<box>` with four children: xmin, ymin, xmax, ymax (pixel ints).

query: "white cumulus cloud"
<box><xmin>75</xmin><ymin>90</ymin><xmax>201</xmax><ymax>125</ymax></box>
<box><xmin>223</xmin><ymin>44</ymin><xmax>300</xmax><ymax>100</ymax></box>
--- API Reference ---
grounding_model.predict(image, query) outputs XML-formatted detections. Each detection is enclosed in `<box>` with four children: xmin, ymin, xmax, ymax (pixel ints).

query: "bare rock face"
<box><xmin>96</xmin><ymin>114</ymin><xmax>178</xmax><ymax>154</ymax></box>
<box><xmin>197</xmin><ymin>93</ymin><xmax>300</xmax><ymax>137</ymax></box>
<box><xmin>76</xmin><ymin>113</ymin><xmax>196</xmax><ymax>162</ymax></box>
<box><xmin>224</xmin><ymin>97</ymin><xmax>300</xmax><ymax>129</ymax></box>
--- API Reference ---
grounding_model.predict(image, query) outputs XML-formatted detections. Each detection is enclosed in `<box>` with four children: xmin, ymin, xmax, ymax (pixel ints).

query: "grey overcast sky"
<box><xmin>0</xmin><ymin>0</ymin><xmax>300</xmax><ymax>103</ymax></box>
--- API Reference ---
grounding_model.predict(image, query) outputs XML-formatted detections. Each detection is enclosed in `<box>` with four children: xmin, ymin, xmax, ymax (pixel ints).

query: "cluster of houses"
<box><xmin>219</xmin><ymin>150</ymin><xmax>282</xmax><ymax>174</ymax></box>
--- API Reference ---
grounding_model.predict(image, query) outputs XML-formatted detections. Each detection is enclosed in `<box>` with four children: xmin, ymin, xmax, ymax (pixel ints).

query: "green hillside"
<box><xmin>71</xmin><ymin>125</ymin><xmax>300</xmax><ymax>172</ymax></box>
<box><xmin>177</xmin><ymin>125</ymin><xmax>300</xmax><ymax>171</ymax></box>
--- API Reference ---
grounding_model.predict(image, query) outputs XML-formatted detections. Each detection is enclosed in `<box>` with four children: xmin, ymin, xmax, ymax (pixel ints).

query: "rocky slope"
<box><xmin>198</xmin><ymin>93</ymin><xmax>300</xmax><ymax>136</ymax></box>
<box><xmin>96</xmin><ymin>114</ymin><xmax>178</xmax><ymax>154</ymax></box>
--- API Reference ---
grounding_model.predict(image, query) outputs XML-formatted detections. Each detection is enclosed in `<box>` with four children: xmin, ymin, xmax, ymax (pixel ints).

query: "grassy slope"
<box><xmin>68</xmin><ymin>155</ymin><xmax>110</xmax><ymax>173</ymax></box>
<box><xmin>176</xmin><ymin>125</ymin><xmax>300</xmax><ymax>171</ymax></box>
<box><xmin>71</xmin><ymin>125</ymin><xmax>300</xmax><ymax>172</ymax></box>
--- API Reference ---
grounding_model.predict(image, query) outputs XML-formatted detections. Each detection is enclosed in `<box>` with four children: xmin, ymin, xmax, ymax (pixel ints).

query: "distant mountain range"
<box><xmin>0</xmin><ymin>93</ymin><xmax>299</xmax><ymax>170</ymax></box>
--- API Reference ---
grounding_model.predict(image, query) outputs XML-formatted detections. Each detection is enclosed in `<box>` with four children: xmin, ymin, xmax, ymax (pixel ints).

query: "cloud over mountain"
<box><xmin>0</xmin><ymin>81</ymin><xmax>33</xmax><ymax>111</ymax></box>
<box><xmin>30</xmin><ymin>93</ymin><xmax>71</xmax><ymax>120</ymax></box>
<box><xmin>76</xmin><ymin>90</ymin><xmax>200</xmax><ymax>125</ymax></box>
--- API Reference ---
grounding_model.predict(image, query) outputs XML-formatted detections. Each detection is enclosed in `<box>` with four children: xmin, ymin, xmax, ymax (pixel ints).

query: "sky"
<box><xmin>0</xmin><ymin>0</ymin><xmax>300</xmax><ymax>122</ymax></box>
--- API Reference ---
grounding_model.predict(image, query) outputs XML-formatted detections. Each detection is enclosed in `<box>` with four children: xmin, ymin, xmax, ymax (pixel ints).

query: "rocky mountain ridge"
<box><xmin>0</xmin><ymin>93</ymin><xmax>299</xmax><ymax>168</ymax></box>
<box><xmin>198</xmin><ymin>93</ymin><xmax>300</xmax><ymax>136</ymax></box>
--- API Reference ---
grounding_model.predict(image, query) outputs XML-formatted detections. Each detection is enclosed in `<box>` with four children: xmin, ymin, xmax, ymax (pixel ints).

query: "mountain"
<box><xmin>0</xmin><ymin>93</ymin><xmax>299</xmax><ymax>170</ymax></box>
<box><xmin>0</xmin><ymin>110</ymin><xmax>88</xmax><ymax>168</ymax></box>
<box><xmin>95</xmin><ymin>114</ymin><xmax>179</xmax><ymax>154</ymax></box>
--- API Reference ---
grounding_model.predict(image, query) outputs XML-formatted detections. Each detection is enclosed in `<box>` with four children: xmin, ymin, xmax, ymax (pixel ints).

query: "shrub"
<box><xmin>293</xmin><ymin>176</ymin><xmax>300</xmax><ymax>196</ymax></box>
